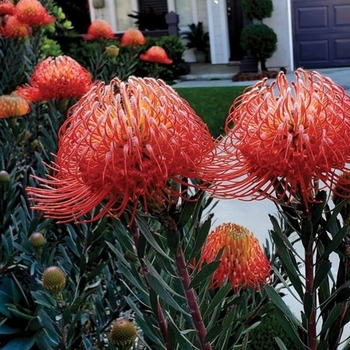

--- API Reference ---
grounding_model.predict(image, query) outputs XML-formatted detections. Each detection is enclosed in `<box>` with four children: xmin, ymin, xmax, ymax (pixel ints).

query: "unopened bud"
<box><xmin>29</xmin><ymin>232</ymin><xmax>46</xmax><ymax>254</ymax></box>
<box><xmin>109</xmin><ymin>318</ymin><xmax>137</xmax><ymax>350</ymax></box>
<box><xmin>42</xmin><ymin>266</ymin><xmax>66</xmax><ymax>299</ymax></box>
<box><xmin>0</xmin><ymin>170</ymin><xmax>10</xmax><ymax>183</ymax></box>
<box><xmin>106</xmin><ymin>45</ymin><xmax>120</xmax><ymax>58</ymax></box>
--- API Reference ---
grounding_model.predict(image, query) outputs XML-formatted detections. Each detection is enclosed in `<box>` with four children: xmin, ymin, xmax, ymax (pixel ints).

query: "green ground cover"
<box><xmin>175</xmin><ymin>86</ymin><xmax>247</xmax><ymax>137</ymax></box>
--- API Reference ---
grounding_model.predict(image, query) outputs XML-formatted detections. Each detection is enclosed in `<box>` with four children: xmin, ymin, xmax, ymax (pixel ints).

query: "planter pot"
<box><xmin>240</xmin><ymin>55</ymin><xmax>258</xmax><ymax>73</ymax></box>
<box><xmin>195</xmin><ymin>51</ymin><xmax>206</xmax><ymax>63</ymax></box>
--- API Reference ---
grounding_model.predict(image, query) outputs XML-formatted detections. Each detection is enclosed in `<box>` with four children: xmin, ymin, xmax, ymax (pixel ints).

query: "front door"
<box><xmin>226</xmin><ymin>0</ymin><xmax>244</xmax><ymax>61</ymax></box>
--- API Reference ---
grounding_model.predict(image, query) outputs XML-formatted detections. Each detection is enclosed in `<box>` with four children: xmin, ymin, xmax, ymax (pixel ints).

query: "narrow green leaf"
<box><xmin>145</xmin><ymin>274</ymin><xmax>190</xmax><ymax>316</ymax></box>
<box><xmin>203</xmin><ymin>283</ymin><xmax>232</xmax><ymax>319</ymax></box>
<box><xmin>269</xmin><ymin>228</ymin><xmax>304</xmax><ymax>299</ymax></box>
<box><xmin>189</xmin><ymin>217</ymin><xmax>211</xmax><ymax>261</ymax></box>
<box><xmin>190</xmin><ymin>261</ymin><xmax>220</xmax><ymax>289</ymax></box>
<box><xmin>319</xmin><ymin>303</ymin><xmax>343</xmax><ymax>335</ymax></box>
<box><xmin>303</xmin><ymin>292</ymin><xmax>313</xmax><ymax>320</ymax></box>
<box><xmin>0</xmin><ymin>337</ymin><xmax>36</xmax><ymax>350</ymax></box>
<box><xmin>275</xmin><ymin>337</ymin><xmax>288</xmax><ymax>350</ymax></box>
<box><xmin>320</xmin><ymin>226</ymin><xmax>348</xmax><ymax>260</ymax></box>
<box><xmin>264</xmin><ymin>285</ymin><xmax>302</xmax><ymax>326</ymax></box>
<box><xmin>135</xmin><ymin>213</ymin><xmax>170</xmax><ymax>259</ymax></box>
<box><xmin>313</xmin><ymin>260</ymin><xmax>331</xmax><ymax>292</ymax></box>
<box><xmin>0</xmin><ymin>324</ymin><xmax>20</xmax><ymax>335</ymax></box>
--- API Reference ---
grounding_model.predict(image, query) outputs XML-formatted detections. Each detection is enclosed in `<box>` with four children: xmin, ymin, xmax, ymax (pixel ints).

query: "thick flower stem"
<box><xmin>175</xmin><ymin>245</ymin><xmax>212</xmax><ymax>350</ymax></box>
<box><xmin>305</xmin><ymin>239</ymin><xmax>317</xmax><ymax>350</ymax></box>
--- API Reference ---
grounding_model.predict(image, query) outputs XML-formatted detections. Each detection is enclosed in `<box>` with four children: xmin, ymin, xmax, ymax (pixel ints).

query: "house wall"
<box><xmin>264</xmin><ymin>0</ymin><xmax>293</xmax><ymax>71</ymax></box>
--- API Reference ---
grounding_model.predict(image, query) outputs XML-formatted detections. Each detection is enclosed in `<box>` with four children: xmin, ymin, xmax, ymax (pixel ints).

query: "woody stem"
<box><xmin>175</xmin><ymin>245</ymin><xmax>212</xmax><ymax>350</ymax></box>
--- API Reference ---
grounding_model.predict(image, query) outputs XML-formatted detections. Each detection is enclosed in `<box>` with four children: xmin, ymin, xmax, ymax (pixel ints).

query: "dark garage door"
<box><xmin>293</xmin><ymin>0</ymin><xmax>350</xmax><ymax>69</ymax></box>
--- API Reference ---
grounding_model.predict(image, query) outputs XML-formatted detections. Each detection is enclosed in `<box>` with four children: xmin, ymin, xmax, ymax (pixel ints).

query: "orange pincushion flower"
<box><xmin>83</xmin><ymin>19</ymin><xmax>115</xmax><ymax>40</ymax></box>
<box><xmin>0</xmin><ymin>93</ymin><xmax>30</xmax><ymax>118</ymax></box>
<box><xmin>120</xmin><ymin>28</ymin><xmax>146</xmax><ymax>46</ymax></box>
<box><xmin>0</xmin><ymin>0</ymin><xmax>15</xmax><ymax>15</ymax></box>
<box><xmin>27</xmin><ymin>77</ymin><xmax>216</xmax><ymax>223</ymax></box>
<box><xmin>1</xmin><ymin>15</ymin><xmax>31</xmax><ymax>38</ymax></box>
<box><xmin>140</xmin><ymin>46</ymin><xmax>173</xmax><ymax>64</ymax></box>
<box><xmin>208</xmin><ymin>69</ymin><xmax>350</xmax><ymax>209</ymax></box>
<box><xmin>15</xmin><ymin>0</ymin><xmax>55</xmax><ymax>26</ymax></box>
<box><xmin>16</xmin><ymin>56</ymin><xmax>93</xmax><ymax>102</ymax></box>
<box><xmin>199</xmin><ymin>223</ymin><xmax>270</xmax><ymax>291</ymax></box>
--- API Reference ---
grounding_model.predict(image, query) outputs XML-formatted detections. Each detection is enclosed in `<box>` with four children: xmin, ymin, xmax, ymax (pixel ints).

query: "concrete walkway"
<box><xmin>173</xmin><ymin>65</ymin><xmax>350</xmax><ymax>92</ymax></box>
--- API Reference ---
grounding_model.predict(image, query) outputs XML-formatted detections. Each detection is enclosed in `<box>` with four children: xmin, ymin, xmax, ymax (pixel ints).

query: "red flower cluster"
<box><xmin>140</xmin><ymin>46</ymin><xmax>173</xmax><ymax>65</ymax></box>
<box><xmin>16</xmin><ymin>56</ymin><xmax>93</xmax><ymax>102</ymax></box>
<box><xmin>198</xmin><ymin>223</ymin><xmax>270</xmax><ymax>291</ymax></box>
<box><xmin>120</xmin><ymin>28</ymin><xmax>146</xmax><ymax>46</ymax></box>
<box><xmin>208</xmin><ymin>69</ymin><xmax>350</xmax><ymax>209</ymax></box>
<box><xmin>83</xmin><ymin>19</ymin><xmax>115</xmax><ymax>40</ymax></box>
<box><xmin>0</xmin><ymin>0</ymin><xmax>54</xmax><ymax>38</ymax></box>
<box><xmin>27</xmin><ymin>77</ymin><xmax>216</xmax><ymax>223</ymax></box>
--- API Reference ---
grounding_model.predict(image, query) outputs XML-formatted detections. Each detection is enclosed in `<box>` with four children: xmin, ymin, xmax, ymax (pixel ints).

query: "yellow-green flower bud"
<box><xmin>106</xmin><ymin>45</ymin><xmax>120</xmax><ymax>58</ymax></box>
<box><xmin>0</xmin><ymin>170</ymin><xmax>10</xmax><ymax>183</ymax></box>
<box><xmin>29</xmin><ymin>232</ymin><xmax>46</xmax><ymax>255</ymax></box>
<box><xmin>42</xmin><ymin>266</ymin><xmax>66</xmax><ymax>299</ymax></box>
<box><xmin>109</xmin><ymin>319</ymin><xmax>137</xmax><ymax>350</ymax></box>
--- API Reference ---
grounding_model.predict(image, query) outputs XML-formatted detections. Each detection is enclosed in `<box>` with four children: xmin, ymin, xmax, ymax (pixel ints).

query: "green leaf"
<box><xmin>275</xmin><ymin>337</ymin><xmax>288</xmax><ymax>350</ymax></box>
<box><xmin>189</xmin><ymin>217</ymin><xmax>211</xmax><ymax>261</ymax></box>
<box><xmin>190</xmin><ymin>261</ymin><xmax>220</xmax><ymax>289</ymax></box>
<box><xmin>319</xmin><ymin>303</ymin><xmax>343</xmax><ymax>335</ymax></box>
<box><xmin>320</xmin><ymin>226</ymin><xmax>348</xmax><ymax>260</ymax></box>
<box><xmin>0</xmin><ymin>337</ymin><xmax>36</xmax><ymax>350</ymax></box>
<box><xmin>313</xmin><ymin>260</ymin><xmax>331</xmax><ymax>292</ymax></box>
<box><xmin>269</xmin><ymin>225</ymin><xmax>304</xmax><ymax>299</ymax></box>
<box><xmin>145</xmin><ymin>274</ymin><xmax>190</xmax><ymax>316</ymax></box>
<box><xmin>303</xmin><ymin>292</ymin><xmax>313</xmax><ymax>320</ymax></box>
<box><xmin>135</xmin><ymin>213</ymin><xmax>170</xmax><ymax>259</ymax></box>
<box><xmin>0</xmin><ymin>324</ymin><xmax>20</xmax><ymax>334</ymax></box>
<box><xmin>264</xmin><ymin>285</ymin><xmax>302</xmax><ymax>327</ymax></box>
<box><xmin>203</xmin><ymin>283</ymin><xmax>232</xmax><ymax>319</ymax></box>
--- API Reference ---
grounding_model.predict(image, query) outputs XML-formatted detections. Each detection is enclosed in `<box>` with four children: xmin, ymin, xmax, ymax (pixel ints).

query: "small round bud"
<box><xmin>29</xmin><ymin>232</ymin><xmax>46</xmax><ymax>254</ymax></box>
<box><xmin>42</xmin><ymin>266</ymin><xmax>66</xmax><ymax>299</ymax></box>
<box><xmin>109</xmin><ymin>318</ymin><xmax>137</xmax><ymax>350</ymax></box>
<box><xmin>106</xmin><ymin>45</ymin><xmax>120</xmax><ymax>58</ymax></box>
<box><xmin>0</xmin><ymin>170</ymin><xmax>10</xmax><ymax>183</ymax></box>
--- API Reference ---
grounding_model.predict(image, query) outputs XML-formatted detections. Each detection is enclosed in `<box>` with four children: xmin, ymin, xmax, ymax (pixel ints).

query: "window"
<box><xmin>115</xmin><ymin>0</ymin><xmax>135</xmax><ymax>31</ymax></box>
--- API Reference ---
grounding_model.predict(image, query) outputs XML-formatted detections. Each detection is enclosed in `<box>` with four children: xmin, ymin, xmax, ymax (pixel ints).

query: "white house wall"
<box><xmin>264</xmin><ymin>0</ymin><xmax>293</xmax><ymax>72</ymax></box>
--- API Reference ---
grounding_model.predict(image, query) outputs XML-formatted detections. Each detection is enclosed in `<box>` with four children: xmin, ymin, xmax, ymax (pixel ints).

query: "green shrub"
<box><xmin>242</xmin><ymin>0</ymin><xmax>274</xmax><ymax>20</ymax></box>
<box><xmin>240</xmin><ymin>23</ymin><xmax>277</xmax><ymax>71</ymax></box>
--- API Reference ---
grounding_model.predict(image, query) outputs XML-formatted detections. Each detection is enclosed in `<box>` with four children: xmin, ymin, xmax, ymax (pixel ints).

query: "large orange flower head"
<box><xmin>0</xmin><ymin>0</ymin><xmax>15</xmax><ymax>15</ymax></box>
<box><xmin>120</xmin><ymin>28</ymin><xmax>146</xmax><ymax>46</ymax></box>
<box><xmin>199</xmin><ymin>223</ymin><xmax>270</xmax><ymax>291</ymax></box>
<box><xmin>1</xmin><ymin>14</ymin><xmax>31</xmax><ymax>38</ymax></box>
<box><xmin>27</xmin><ymin>77</ymin><xmax>216</xmax><ymax>223</ymax></box>
<box><xmin>209</xmin><ymin>69</ymin><xmax>350</xmax><ymax>209</ymax></box>
<box><xmin>0</xmin><ymin>93</ymin><xmax>30</xmax><ymax>118</ymax></box>
<box><xmin>16</xmin><ymin>56</ymin><xmax>93</xmax><ymax>102</ymax></box>
<box><xmin>140</xmin><ymin>46</ymin><xmax>173</xmax><ymax>64</ymax></box>
<box><xmin>83</xmin><ymin>19</ymin><xmax>115</xmax><ymax>40</ymax></box>
<box><xmin>15</xmin><ymin>0</ymin><xmax>55</xmax><ymax>26</ymax></box>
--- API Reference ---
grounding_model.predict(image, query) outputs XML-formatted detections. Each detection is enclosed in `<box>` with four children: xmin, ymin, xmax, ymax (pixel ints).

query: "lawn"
<box><xmin>175</xmin><ymin>86</ymin><xmax>247</xmax><ymax>137</ymax></box>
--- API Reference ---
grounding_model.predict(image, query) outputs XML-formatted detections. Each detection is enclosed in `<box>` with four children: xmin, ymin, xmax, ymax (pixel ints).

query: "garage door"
<box><xmin>292</xmin><ymin>0</ymin><xmax>350</xmax><ymax>69</ymax></box>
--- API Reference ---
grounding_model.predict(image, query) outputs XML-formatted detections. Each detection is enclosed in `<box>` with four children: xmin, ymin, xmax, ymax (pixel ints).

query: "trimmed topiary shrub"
<box><xmin>240</xmin><ymin>23</ymin><xmax>277</xmax><ymax>71</ymax></box>
<box><xmin>242</xmin><ymin>0</ymin><xmax>273</xmax><ymax>21</ymax></box>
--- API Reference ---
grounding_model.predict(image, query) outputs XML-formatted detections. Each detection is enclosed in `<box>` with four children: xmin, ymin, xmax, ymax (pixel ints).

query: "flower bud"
<box><xmin>109</xmin><ymin>318</ymin><xmax>137</xmax><ymax>350</ymax></box>
<box><xmin>106</xmin><ymin>44</ymin><xmax>120</xmax><ymax>58</ymax></box>
<box><xmin>0</xmin><ymin>170</ymin><xmax>10</xmax><ymax>183</ymax></box>
<box><xmin>29</xmin><ymin>232</ymin><xmax>45</xmax><ymax>254</ymax></box>
<box><xmin>42</xmin><ymin>266</ymin><xmax>66</xmax><ymax>299</ymax></box>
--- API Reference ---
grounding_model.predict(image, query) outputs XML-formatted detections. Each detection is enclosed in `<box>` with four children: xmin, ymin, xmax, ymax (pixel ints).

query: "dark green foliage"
<box><xmin>242</xmin><ymin>0</ymin><xmax>274</xmax><ymax>20</ymax></box>
<box><xmin>240</xmin><ymin>24</ymin><xmax>277</xmax><ymax>70</ymax></box>
<box><xmin>181</xmin><ymin>22</ymin><xmax>209</xmax><ymax>52</ymax></box>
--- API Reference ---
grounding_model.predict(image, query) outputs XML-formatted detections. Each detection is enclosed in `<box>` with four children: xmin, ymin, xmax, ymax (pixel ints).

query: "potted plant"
<box><xmin>181</xmin><ymin>22</ymin><xmax>209</xmax><ymax>63</ymax></box>
<box><xmin>239</xmin><ymin>0</ymin><xmax>277</xmax><ymax>72</ymax></box>
<box><xmin>240</xmin><ymin>23</ymin><xmax>277</xmax><ymax>71</ymax></box>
